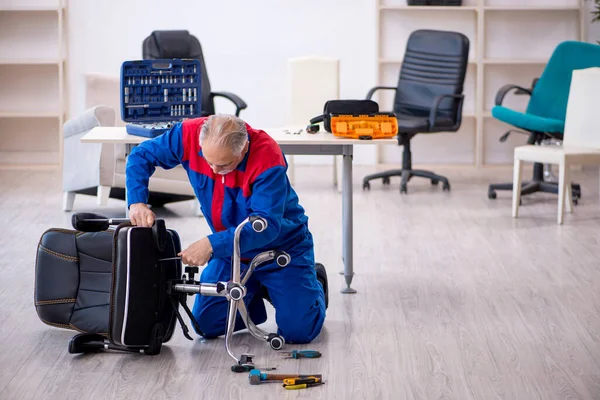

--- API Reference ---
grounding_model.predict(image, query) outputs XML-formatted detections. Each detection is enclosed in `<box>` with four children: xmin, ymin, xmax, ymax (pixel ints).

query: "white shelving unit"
<box><xmin>375</xmin><ymin>0</ymin><xmax>586</xmax><ymax>167</ymax></box>
<box><xmin>0</xmin><ymin>0</ymin><xmax>67</xmax><ymax>170</ymax></box>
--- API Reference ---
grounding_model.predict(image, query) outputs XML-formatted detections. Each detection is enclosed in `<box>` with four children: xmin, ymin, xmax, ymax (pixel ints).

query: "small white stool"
<box><xmin>513</xmin><ymin>67</ymin><xmax>600</xmax><ymax>224</ymax></box>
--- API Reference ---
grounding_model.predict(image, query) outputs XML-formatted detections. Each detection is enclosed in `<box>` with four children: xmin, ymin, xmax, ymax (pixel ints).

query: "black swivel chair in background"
<box><xmin>362</xmin><ymin>30</ymin><xmax>470</xmax><ymax>194</ymax></box>
<box><xmin>142</xmin><ymin>30</ymin><xmax>247</xmax><ymax>116</ymax></box>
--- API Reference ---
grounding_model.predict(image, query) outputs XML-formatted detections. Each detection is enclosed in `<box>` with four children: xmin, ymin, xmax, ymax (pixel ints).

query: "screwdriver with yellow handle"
<box><xmin>282</xmin><ymin>376</ymin><xmax>321</xmax><ymax>386</ymax></box>
<box><xmin>283</xmin><ymin>382</ymin><xmax>325</xmax><ymax>390</ymax></box>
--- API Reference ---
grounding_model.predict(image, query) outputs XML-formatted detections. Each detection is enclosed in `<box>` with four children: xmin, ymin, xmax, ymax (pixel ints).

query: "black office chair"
<box><xmin>362</xmin><ymin>30</ymin><xmax>470</xmax><ymax>194</ymax></box>
<box><xmin>142</xmin><ymin>30</ymin><xmax>247</xmax><ymax>117</ymax></box>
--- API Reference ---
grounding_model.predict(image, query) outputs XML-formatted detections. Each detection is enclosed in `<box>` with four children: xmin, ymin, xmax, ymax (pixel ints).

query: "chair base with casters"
<box><xmin>362</xmin><ymin>132</ymin><xmax>450</xmax><ymax>193</ymax></box>
<box><xmin>487</xmin><ymin>131</ymin><xmax>581</xmax><ymax>202</ymax></box>
<box><xmin>512</xmin><ymin>146</ymin><xmax>600</xmax><ymax>224</ymax></box>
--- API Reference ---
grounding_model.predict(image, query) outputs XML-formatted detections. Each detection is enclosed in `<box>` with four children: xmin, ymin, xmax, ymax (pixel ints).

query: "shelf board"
<box><xmin>0</xmin><ymin>111</ymin><xmax>61</xmax><ymax>118</ymax></box>
<box><xmin>484</xmin><ymin>59</ymin><xmax>547</xmax><ymax>65</ymax></box>
<box><xmin>0</xmin><ymin>163</ymin><xmax>59</xmax><ymax>170</ymax></box>
<box><xmin>380</xmin><ymin>5</ymin><xmax>477</xmax><ymax>11</ymax></box>
<box><xmin>0</xmin><ymin>58</ymin><xmax>63</xmax><ymax>65</ymax></box>
<box><xmin>0</xmin><ymin>5</ymin><xmax>64</xmax><ymax>11</ymax></box>
<box><xmin>483</xmin><ymin>6</ymin><xmax>580</xmax><ymax>11</ymax></box>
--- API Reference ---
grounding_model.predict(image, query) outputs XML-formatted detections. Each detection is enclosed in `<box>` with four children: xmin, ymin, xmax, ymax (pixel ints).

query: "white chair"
<box><xmin>512</xmin><ymin>67</ymin><xmax>600</xmax><ymax>224</ymax></box>
<box><xmin>62</xmin><ymin>105</ymin><xmax>197</xmax><ymax>212</ymax></box>
<box><xmin>286</xmin><ymin>56</ymin><xmax>340</xmax><ymax>189</ymax></box>
<box><xmin>67</xmin><ymin>73</ymin><xmax>201</xmax><ymax>215</ymax></box>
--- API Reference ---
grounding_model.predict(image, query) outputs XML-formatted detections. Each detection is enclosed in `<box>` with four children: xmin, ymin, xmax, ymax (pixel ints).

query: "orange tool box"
<box><xmin>330</xmin><ymin>113</ymin><xmax>398</xmax><ymax>140</ymax></box>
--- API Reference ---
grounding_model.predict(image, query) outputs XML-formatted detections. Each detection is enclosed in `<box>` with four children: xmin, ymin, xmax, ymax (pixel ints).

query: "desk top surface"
<box><xmin>82</xmin><ymin>125</ymin><xmax>398</xmax><ymax>146</ymax></box>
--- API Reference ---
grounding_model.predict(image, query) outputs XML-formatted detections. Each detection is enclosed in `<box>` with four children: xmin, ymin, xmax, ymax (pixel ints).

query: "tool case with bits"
<box><xmin>120</xmin><ymin>59</ymin><xmax>202</xmax><ymax>138</ymax></box>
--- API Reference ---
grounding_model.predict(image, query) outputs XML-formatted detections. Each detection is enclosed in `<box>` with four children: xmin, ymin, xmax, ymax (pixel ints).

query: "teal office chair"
<box><xmin>488</xmin><ymin>41</ymin><xmax>600</xmax><ymax>202</ymax></box>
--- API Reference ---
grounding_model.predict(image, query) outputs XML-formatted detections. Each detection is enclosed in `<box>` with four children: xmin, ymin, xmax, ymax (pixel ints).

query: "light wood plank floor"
<box><xmin>2</xmin><ymin>165</ymin><xmax>600</xmax><ymax>400</ymax></box>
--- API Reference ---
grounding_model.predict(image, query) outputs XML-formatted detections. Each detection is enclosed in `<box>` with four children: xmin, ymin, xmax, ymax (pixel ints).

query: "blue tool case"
<box><xmin>120</xmin><ymin>59</ymin><xmax>202</xmax><ymax>138</ymax></box>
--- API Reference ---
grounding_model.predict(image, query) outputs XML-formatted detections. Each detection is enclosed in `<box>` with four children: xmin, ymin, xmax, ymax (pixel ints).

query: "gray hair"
<box><xmin>199</xmin><ymin>114</ymin><xmax>248</xmax><ymax>155</ymax></box>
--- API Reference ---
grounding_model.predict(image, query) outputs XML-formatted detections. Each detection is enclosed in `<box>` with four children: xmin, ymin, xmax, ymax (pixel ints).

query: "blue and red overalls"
<box><xmin>125</xmin><ymin>117</ymin><xmax>326</xmax><ymax>343</ymax></box>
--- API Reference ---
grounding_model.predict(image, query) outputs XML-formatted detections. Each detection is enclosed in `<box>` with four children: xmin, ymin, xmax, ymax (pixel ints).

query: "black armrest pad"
<box><xmin>429</xmin><ymin>93</ymin><xmax>464</xmax><ymax>130</ymax></box>
<box><xmin>366</xmin><ymin>86</ymin><xmax>397</xmax><ymax>100</ymax></box>
<box><xmin>495</xmin><ymin>84</ymin><xmax>532</xmax><ymax>106</ymax></box>
<box><xmin>211</xmin><ymin>92</ymin><xmax>248</xmax><ymax>115</ymax></box>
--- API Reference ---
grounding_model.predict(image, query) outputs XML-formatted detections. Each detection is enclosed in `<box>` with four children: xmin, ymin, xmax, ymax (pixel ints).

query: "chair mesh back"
<box><xmin>394</xmin><ymin>30</ymin><xmax>469</xmax><ymax>120</ymax></box>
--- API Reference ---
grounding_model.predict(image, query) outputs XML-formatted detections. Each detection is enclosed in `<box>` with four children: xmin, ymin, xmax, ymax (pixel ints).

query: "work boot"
<box><xmin>315</xmin><ymin>262</ymin><xmax>329</xmax><ymax>309</ymax></box>
<box><xmin>260</xmin><ymin>285</ymin><xmax>272</xmax><ymax>306</ymax></box>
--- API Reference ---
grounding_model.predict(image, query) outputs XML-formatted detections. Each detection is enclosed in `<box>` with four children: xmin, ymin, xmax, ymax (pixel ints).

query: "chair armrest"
<box><xmin>514</xmin><ymin>77</ymin><xmax>539</xmax><ymax>95</ymax></box>
<box><xmin>429</xmin><ymin>93</ymin><xmax>464</xmax><ymax>131</ymax></box>
<box><xmin>365</xmin><ymin>86</ymin><xmax>397</xmax><ymax>100</ymax></box>
<box><xmin>211</xmin><ymin>91</ymin><xmax>248</xmax><ymax>116</ymax></box>
<box><xmin>495</xmin><ymin>84</ymin><xmax>532</xmax><ymax>106</ymax></box>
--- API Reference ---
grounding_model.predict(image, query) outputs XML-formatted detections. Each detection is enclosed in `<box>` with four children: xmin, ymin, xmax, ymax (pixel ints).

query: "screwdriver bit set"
<box><xmin>120</xmin><ymin>59</ymin><xmax>202</xmax><ymax>138</ymax></box>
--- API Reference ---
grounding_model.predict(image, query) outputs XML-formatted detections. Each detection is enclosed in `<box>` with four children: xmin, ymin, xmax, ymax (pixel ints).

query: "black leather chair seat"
<box><xmin>397</xmin><ymin>113</ymin><xmax>456</xmax><ymax>133</ymax></box>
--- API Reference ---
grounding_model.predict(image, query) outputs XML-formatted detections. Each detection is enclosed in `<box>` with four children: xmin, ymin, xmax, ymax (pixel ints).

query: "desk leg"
<box><xmin>124</xmin><ymin>144</ymin><xmax>134</xmax><ymax>218</ymax></box>
<box><xmin>341</xmin><ymin>145</ymin><xmax>356</xmax><ymax>294</ymax></box>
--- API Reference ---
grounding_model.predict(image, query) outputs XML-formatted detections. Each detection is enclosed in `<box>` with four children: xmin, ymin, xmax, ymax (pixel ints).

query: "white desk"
<box><xmin>82</xmin><ymin>125</ymin><xmax>397</xmax><ymax>294</ymax></box>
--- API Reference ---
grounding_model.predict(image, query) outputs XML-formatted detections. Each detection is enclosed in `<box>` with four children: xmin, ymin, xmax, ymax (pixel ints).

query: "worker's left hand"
<box><xmin>178</xmin><ymin>237</ymin><xmax>213</xmax><ymax>267</ymax></box>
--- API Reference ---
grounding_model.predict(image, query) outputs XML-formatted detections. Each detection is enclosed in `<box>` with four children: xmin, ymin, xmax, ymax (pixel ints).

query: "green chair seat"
<box><xmin>491</xmin><ymin>105</ymin><xmax>564</xmax><ymax>134</ymax></box>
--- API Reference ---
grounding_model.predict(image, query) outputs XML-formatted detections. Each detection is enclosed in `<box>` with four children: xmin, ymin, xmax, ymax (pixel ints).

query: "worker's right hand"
<box><xmin>129</xmin><ymin>203</ymin><xmax>155</xmax><ymax>227</ymax></box>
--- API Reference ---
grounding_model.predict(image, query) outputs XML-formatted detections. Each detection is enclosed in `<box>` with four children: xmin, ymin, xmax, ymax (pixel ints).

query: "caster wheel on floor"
<box><xmin>488</xmin><ymin>190</ymin><xmax>497</xmax><ymax>200</ymax></box>
<box><xmin>431</xmin><ymin>179</ymin><xmax>439</xmax><ymax>186</ymax></box>
<box><xmin>443</xmin><ymin>183</ymin><xmax>450</xmax><ymax>192</ymax></box>
<box><xmin>362</xmin><ymin>181</ymin><xmax>370</xmax><ymax>190</ymax></box>
<box><xmin>268</xmin><ymin>334</ymin><xmax>285</xmax><ymax>350</ymax></box>
<box><xmin>382</xmin><ymin>177</ymin><xmax>391</xmax><ymax>185</ymax></box>
<box><xmin>400</xmin><ymin>184</ymin><xmax>407</xmax><ymax>194</ymax></box>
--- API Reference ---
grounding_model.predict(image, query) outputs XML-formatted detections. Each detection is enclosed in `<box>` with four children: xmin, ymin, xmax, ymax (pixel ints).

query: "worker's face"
<box><xmin>203</xmin><ymin>142</ymin><xmax>248</xmax><ymax>175</ymax></box>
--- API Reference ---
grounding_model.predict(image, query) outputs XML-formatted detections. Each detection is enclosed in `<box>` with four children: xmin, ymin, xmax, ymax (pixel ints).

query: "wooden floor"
<box><xmin>2</xmin><ymin>164</ymin><xmax>600</xmax><ymax>400</ymax></box>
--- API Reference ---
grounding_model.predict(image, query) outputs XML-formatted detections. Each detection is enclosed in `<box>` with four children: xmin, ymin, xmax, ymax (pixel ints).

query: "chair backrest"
<box><xmin>563</xmin><ymin>67</ymin><xmax>600</xmax><ymax>149</ymax></box>
<box><xmin>287</xmin><ymin>56</ymin><xmax>339</xmax><ymax>125</ymax></box>
<box><xmin>142</xmin><ymin>30</ymin><xmax>214</xmax><ymax>116</ymax></box>
<box><xmin>394</xmin><ymin>29</ymin><xmax>469</xmax><ymax>121</ymax></box>
<box><xmin>527</xmin><ymin>41</ymin><xmax>600</xmax><ymax>124</ymax></box>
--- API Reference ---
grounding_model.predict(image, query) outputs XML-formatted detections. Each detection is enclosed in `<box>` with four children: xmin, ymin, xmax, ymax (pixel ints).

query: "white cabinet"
<box><xmin>376</xmin><ymin>0</ymin><xmax>586</xmax><ymax>167</ymax></box>
<box><xmin>0</xmin><ymin>0</ymin><xmax>67</xmax><ymax>169</ymax></box>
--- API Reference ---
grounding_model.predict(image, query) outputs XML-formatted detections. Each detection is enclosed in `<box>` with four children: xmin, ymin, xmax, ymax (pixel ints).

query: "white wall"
<box><xmin>66</xmin><ymin>0</ymin><xmax>600</xmax><ymax>166</ymax></box>
<box><xmin>66</xmin><ymin>0</ymin><xmax>378</xmax><ymax>165</ymax></box>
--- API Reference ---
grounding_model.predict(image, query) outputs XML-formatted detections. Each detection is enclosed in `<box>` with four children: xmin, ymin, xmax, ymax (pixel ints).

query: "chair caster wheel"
<box><xmin>573</xmin><ymin>198</ymin><xmax>578</xmax><ymax>205</ymax></box>
<box><xmin>442</xmin><ymin>183</ymin><xmax>450</xmax><ymax>192</ymax></box>
<box><xmin>268</xmin><ymin>334</ymin><xmax>285</xmax><ymax>350</ymax></box>
<box><xmin>400</xmin><ymin>184</ymin><xmax>407</xmax><ymax>194</ymax></box>
<box><xmin>382</xmin><ymin>177</ymin><xmax>390</xmax><ymax>185</ymax></box>
<box><xmin>362</xmin><ymin>181</ymin><xmax>370</xmax><ymax>190</ymax></box>
<box><xmin>231</xmin><ymin>364</ymin><xmax>255</xmax><ymax>373</ymax></box>
<box><xmin>488</xmin><ymin>190</ymin><xmax>497</xmax><ymax>199</ymax></box>
<box><xmin>431</xmin><ymin>179</ymin><xmax>439</xmax><ymax>185</ymax></box>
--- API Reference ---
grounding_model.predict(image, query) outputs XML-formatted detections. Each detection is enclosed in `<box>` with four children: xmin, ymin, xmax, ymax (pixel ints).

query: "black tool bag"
<box><xmin>34</xmin><ymin>214</ymin><xmax>185</xmax><ymax>355</ymax></box>
<box><xmin>310</xmin><ymin>99</ymin><xmax>380</xmax><ymax>132</ymax></box>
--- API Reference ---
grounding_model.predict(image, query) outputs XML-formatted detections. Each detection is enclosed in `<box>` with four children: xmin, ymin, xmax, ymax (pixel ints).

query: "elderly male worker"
<box><xmin>125</xmin><ymin>114</ymin><xmax>328</xmax><ymax>344</ymax></box>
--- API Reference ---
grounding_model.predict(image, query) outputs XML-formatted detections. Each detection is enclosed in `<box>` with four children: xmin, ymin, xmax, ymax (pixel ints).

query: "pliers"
<box><xmin>280</xmin><ymin>350</ymin><xmax>322</xmax><ymax>359</ymax></box>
